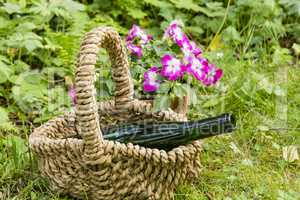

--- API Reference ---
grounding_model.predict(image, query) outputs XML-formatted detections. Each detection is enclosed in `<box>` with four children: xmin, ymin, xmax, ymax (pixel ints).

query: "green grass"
<box><xmin>1</xmin><ymin>49</ymin><xmax>299</xmax><ymax>200</ymax></box>
<box><xmin>174</xmin><ymin>48</ymin><xmax>300</xmax><ymax>199</ymax></box>
<box><xmin>176</xmin><ymin>130</ymin><xmax>300</xmax><ymax>199</ymax></box>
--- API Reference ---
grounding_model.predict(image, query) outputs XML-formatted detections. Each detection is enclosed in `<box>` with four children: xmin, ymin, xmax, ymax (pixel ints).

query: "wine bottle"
<box><xmin>102</xmin><ymin>113</ymin><xmax>236</xmax><ymax>150</ymax></box>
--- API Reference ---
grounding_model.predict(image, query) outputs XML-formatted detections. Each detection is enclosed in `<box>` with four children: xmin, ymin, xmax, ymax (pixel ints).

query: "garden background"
<box><xmin>0</xmin><ymin>0</ymin><xmax>299</xmax><ymax>199</ymax></box>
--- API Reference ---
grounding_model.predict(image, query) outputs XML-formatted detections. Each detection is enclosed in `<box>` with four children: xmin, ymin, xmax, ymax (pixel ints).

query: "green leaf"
<box><xmin>292</xmin><ymin>43</ymin><xmax>300</xmax><ymax>55</ymax></box>
<box><xmin>272</xmin><ymin>47</ymin><xmax>292</xmax><ymax>65</ymax></box>
<box><xmin>60</xmin><ymin>0</ymin><xmax>85</xmax><ymax>12</ymax></box>
<box><xmin>0</xmin><ymin>17</ymin><xmax>11</xmax><ymax>29</ymax></box>
<box><xmin>19</xmin><ymin>0</ymin><xmax>27</xmax><ymax>9</ymax></box>
<box><xmin>170</xmin><ymin>0</ymin><xmax>202</xmax><ymax>12</ymax></box>
<box><xmin>46</xmin><ymin>86</ymin><xmax>71</xmax><ymax>111</ymax></box>
<box><xmin>202</xmin><ymin>97</ymin><xmax>223</xmax><ymax>108</ymax></box>
<box><xmin>144</xmin><ymin>0</ymin><xmax>172</xmax><ymax>8</ymax></box>
<box><xmin>0</xmin><ymin>107</ymin><xmax>9</xmax><ymax>123</ymax></box>
<box><xmin>127</xmin><ymin>9</ymin><xmax>147</xmax><ymax>19</ymax></box>
<box><xmin>6</xmin><ymin>32</ymin><xmax>43</xmax><ymax>52</ymax></box>
<box><xmin>222</xmin><ymin>26</ymin><xmax>243</xmax><ymax>43</ymax></box>
<box><xmin>68</xmin><ymin>12</ymin><xmax>90</xmax><ymax>35</ymax></box>
<box><xmin>0</xmin><ymin>60</ymin><xmax>12</xmax><ymax>84</ymax></box>
<box><xmin>12</xmin><ymin>71</ymin><xmax>48</xmax><ymax>112</ymax></box>
<box><xmin>29</xmin><ymin>0</ymin><xmax>51</xmax><ymax>17</ymax></box>
<box><xmin>153</xmin><ymin>95</ymin><xmax>171</xmax><ymax>111</ymax></box>
<box><xmin>24</xmin><ymin>39</ymin><xmax>43</xmax><ymax>52</ymax></box>
<box><xmin>16</xmin><ymin>22</ymin><xmax>36</xmax><ymax>31</ymax></box>
<box><xmin>29</xmin><ymin>0</ymin><xmax>84</xmax><ymax>18</ymax></box>
<box><xmin>183</xmin><ymin>85</ymin><xmax>198</xmax><ymax>105</ymax></box>
<box><xmin>2</xmin><ymin>3</ymin><xmax>21</xmax><ymax>14</ymax></box>
<box><xmin>157</xmin><ymin>82</ymin><xmax>172</xmax><ymax>93</ymax></box>
<box><xmin>105</xmin><ymin>79</ymin><xmax>115</xmax><ymax>95</ymax></box>
<box><xmin>159</xmin><ymin>7</ymin><xmax>174</xmax><ymax>21</ymax></box>
<box><xmin>279</xmin><ymin>0</ymin><xmax>300</xmax><ymax>16</ymax></box>
<box><xmin>174</xmin><ymin>2</ymin><xmax>225</xmax><ymax>18</ymax></box>
<box><xmin>22</xmin><ymin>71</ymin><xmax>43</xmax><ymax>85</ymax></box>
<box><xmin>13</xmin><ymin>60</ymin><xmax>30</xmax><ymax>74</ymax></box>
<box><xmin>173</xmin><ymin>83</ymin><xmax>187</xmax><ymax>98</ymax></box>
<box><xmin>204</xmin><ymin>2</ymin><xmax>226</xmax><ymax>17</ymax></box>
<box><xmin>185</xmin><ymin>26</ymin><xmax>204</xmax><ymax>35</ymax></box>
<box><xmin>254</xmin><ymin>73</ymin><xmax>274</xmax><ymax>94</ymax></box>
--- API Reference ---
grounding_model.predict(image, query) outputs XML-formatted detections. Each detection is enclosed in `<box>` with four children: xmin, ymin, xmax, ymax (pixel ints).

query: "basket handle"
<box><xmin>75</xmin><ymin>27</ymin><xmax>134</xmax><ymax>162</ymax></box>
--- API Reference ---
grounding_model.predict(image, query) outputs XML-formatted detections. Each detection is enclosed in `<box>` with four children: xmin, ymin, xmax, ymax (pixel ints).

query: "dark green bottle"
<box><xmin>102</xmin><ymin>113</ymin><xmax>236</xmax><ymax>150</ymax></box>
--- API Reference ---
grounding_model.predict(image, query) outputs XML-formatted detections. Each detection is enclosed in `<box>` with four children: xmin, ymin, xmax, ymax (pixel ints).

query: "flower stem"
<box><xmin>207</xmin><ymin>0</ymin><xmax>232</xmax><ymax>51</ymax></box>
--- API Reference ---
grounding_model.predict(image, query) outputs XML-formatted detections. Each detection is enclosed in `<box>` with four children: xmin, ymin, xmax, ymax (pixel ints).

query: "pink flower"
<box><xmin>164</xmin><ymin>20</ymin><xmax>183</xmax><ymax>39</ymax></box>
<box><xmin>186</xmin><ymin>56</ymin><xmax>209</xmax><ymax>81</ymax></box>
<box><xmin>190</xmin><ymin>41</ymin><xmax>202</xmax><ymax>56</ymax></box>
<box><xmin>181</xmin><ymin>39</ymin><xmax>192</xmax><ymax>54</ymax></box>
<box><xmin>126</xmin><ymin>24</ymin><xmax>152</xmax><ymax>44</ymax></box>
<box><xmin>161</xmin><ymin>54</ymin><xmax>185</xmax><ymax>81</ymax></box>
<box><xmin>141</xmin><ymin>34</ymin><xmax>153</xmax><ymax>45</ymax></box>
<box><xmin>164</xmin><ymin>20</ymin><xmax>190</xmax><ymax>47</ymax></box>
<box><xmin>68</xmin><ymin>86</ymin><xmax>76</xmax><ymax>105</ymax></box>
<box><xmin>143</xmin><ymin>66</ymin><xmax>160</xmax><ymax>92</ymax></box>
<box><xmin>181</xmin><ymin>40</ymin><xmax>202</xmax><ymax>57</ymax></box>
<box><xmin>202</xmin><ymin>64</ymin><xmax>223</xmax><ymax>86</ymax></box>
<box><xmin>126</xmin><ymin>25</ymin><xmax>152</xmax><ymax>58</ymax></box>
<box><xmin>165</xmin><ymin>20</ymin><xmax>203</xmax><ymax>56</ymax></box>
<box><xmin>175</xmin><ymin>34</ymin><xmax>190</xmax><ymax>48</ymax></box>
<box><xmin>126</xmin><ymin>42</ymin><xmax>142</xmax><ymax>58</ymax></box>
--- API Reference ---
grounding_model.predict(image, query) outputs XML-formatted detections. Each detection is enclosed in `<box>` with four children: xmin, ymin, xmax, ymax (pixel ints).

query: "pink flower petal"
<box><xmin>190</xmin><ymin>41</ymin><xmax>202</xmax><ymax>56</ymax></box>
<box><xmin>202</xmin><ymin>64</ymin><xmax>223</xmax><ymax>86</ymax></box>
<box><xmin>144</xmin><ymin>66</ymin><xmax>159</xmax><ymax>80</ymax></box>
<box><xmin>127</xmin><ymin>42</ymin><xmax>143</xmax><ymax>58</ymax></box>
<box><xmin>68</xmin><ymin>86</ymin><xmax>76</xmax><ymax>105</ymax></box>
<box><xmin>126</xmin><ymin>24</ymin><xmax>141</xmax><ymax>41</ymax></box>
<box><xmin>214</xmin><ymin>68</ymin><xmax>223</xmax><ymax>81</ymax></box>
<box><xmin>140</xmin><ymin>34</ymin><xmax>153</xmax><ymax>44</ymax></box>
<box><xmin>200</xmin><ymin>58</ymin><xmax>209</xmax><ymax>67</ymax></box>
<box><xmin>164</xmin><ymin>20</ymin><xmax>184</xmax><ymax>39</ymax></box>
<box><xmin>161</xmin><ymin>54</ymin><xmax>173</xmax><ymax>66</ymax></box>
<box><xmin>165</xmin><ymin>21</ymin><xmax>203</xmax><ymax>57</ymax></box>
<box><xmin>127</xmin><ymin>24</ymin><xmax>152</xmax><ymax>45</ymax></box>
<box><xmin>185</xmin><ymin>56</ymin><xmax>209</xmax><ymax>81</ymax></box>
<box><xmin>143</xmin><ymin>80</ymin><xmax>160</xmax><ymax>92</ymax></box>
<box><xmin>161</xmin><ymin>54</ymin><xmax>185</xmax><ymax>81</ymax></box>
<box><xmin>164</xmin><ymin>23</ymin><xmax>177</xmax><ymax>39</ymax></box>
<box><xmin>181</xmin><ymin>40</ymin><xmax>202</xmax><ymax>57</ymax></box>
<box><xmin>143</xmin><ymin>66</ymin><xmax>160</xmax><ymax>92</ymax></box>
<box><xmin>174</xmin><ymin>33</ymin><xmax>189</xmax><ymax>47</ymax></box>
<box><xmin>181</xmin><ymin>40</ymin><xmax>192</xmax><ymax>54</ymax></box>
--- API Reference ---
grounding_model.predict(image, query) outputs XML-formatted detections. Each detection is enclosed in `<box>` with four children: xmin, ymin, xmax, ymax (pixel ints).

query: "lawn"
<box><xmin>0</xmin><ymin>0</ymin><xmax>299</xmax><ymax>199</ymax></box>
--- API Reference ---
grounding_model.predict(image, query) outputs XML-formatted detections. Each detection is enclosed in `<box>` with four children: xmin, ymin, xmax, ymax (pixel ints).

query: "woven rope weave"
<box><xmin>29</xmin><ymin>27</ymin><xmax>203</xmax><ymax>200</ymax></box>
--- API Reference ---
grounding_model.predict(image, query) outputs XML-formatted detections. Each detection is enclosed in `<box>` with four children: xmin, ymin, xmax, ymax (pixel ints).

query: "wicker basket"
<box><xmin>29</xmin><ymin>27</ymin><xmax>203</xmax><ymax>200</ymax></box>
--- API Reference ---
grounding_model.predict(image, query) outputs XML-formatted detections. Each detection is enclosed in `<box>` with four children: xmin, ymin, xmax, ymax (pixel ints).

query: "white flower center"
<box><xmin>208</xmin><ymin>69</ymin><xmax>216</xmax><ymax>77</ymax></box>
<box><xmin>148</xmin><ymin>71</ymin><xmax>157</xmax><ymax>81</ymax></box>
<box><xmin>167</xmin><ymin>59</ymin><xmax>181</xmax><ymax>73</ymax></box>
<box><xmin>136</xmin><ymin>28</ymin><xmax>143</xmax><ymax>37</ymax></box>
<box><xmin>174</xmin><ymin>28</ymin><xmax>183</xmax><ymax>40</ymax></box>
<box><xmin>147</xmin><ymin>79</ymin><xmax>159</xmax><ymax>87</ymax></box>
<box><xmin>191</xmin><ymin>58</ymin><xmax>202</xmax><ymax>71</ymax></box>
<box><xmin>182</xmin><ymin>41</ymin><xmax>190</xmax><ymax>51</ymax></box>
